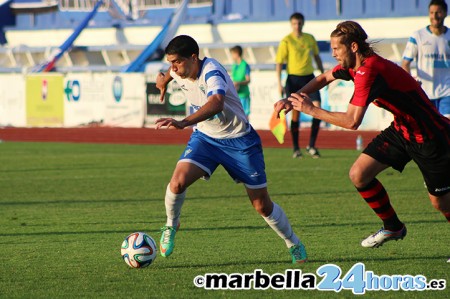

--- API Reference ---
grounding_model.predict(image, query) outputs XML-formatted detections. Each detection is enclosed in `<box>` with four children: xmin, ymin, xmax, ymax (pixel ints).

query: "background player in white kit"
<box><xmin>402</xmin><ymin>0</ymin><xmax>450</xmax><ymax>118</ymax></box>
<box><xmin>155</xmin><ymin>35</ymin><xmax>307</xmax><ymax>263</ymax></box>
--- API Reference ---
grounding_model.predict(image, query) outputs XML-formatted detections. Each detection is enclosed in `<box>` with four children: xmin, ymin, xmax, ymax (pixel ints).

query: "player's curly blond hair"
<box><xmin>330</xmin><ymin>21</ymin><xmax>375</xmax><ymax>57</ymax></box>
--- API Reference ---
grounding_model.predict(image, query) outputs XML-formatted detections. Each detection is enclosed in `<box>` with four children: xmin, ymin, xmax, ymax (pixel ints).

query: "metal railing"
<box><xmin>59</xmin><ymin>0</ymin><xmax>211</xmax><ymax>11</ymax></box>
<box><xmin>59</xmin><ymin>0</ymin><xmax>110</xmax><ymax>10</ymax></box>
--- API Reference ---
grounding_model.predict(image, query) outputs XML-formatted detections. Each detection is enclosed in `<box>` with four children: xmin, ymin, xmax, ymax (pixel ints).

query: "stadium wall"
<box><xmin>0</xmin><ymin>71</ymin><xmax>392</xmax><ymax>130</ymax></box>
<box><xmin>5</xmin><ymin>16</ymin><xmax>431</xmax><ymax>47</ymax></box>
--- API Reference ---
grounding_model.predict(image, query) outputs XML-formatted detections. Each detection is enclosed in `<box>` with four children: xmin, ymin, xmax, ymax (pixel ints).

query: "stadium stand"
<box><xmin>0</xmin><ymin>0</ymin><xmax>433</xmax><ymax>72</ymax></box>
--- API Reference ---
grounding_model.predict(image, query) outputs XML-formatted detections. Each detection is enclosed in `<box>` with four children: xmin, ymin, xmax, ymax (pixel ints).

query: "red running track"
<box><xmin>0</xmin><ymin>127</ymin><xmax>379</xmax><ymax>149</ymax></box>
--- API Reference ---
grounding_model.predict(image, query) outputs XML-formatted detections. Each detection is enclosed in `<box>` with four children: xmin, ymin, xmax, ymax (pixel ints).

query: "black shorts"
<box><xmin>363</xmin><ymin>124</ymin><xmax>450</xmax><ymax>196</ymax></box>
<box><xmin>285</xmin><ymin>74</ymin><xmax>321</xmax><ymax>102</ymax></box>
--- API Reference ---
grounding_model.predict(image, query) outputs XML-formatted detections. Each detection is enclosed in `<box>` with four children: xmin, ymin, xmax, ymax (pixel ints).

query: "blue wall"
<box><xmin>214</xmin><ymin>0</ymin><xmax>430</xmax><ymax>21</ymax></box>
<box><xmin>6</xmin><ymin>0</ymin><xmax>431</xmax><ymax>31</ymax></box>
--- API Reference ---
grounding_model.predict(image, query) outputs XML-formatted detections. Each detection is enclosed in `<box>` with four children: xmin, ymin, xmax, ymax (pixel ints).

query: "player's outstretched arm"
<box><xmin>156</xmin><ymin>68</ymin><xmax>174</xmax><ymax>102</ymax></box>
<box><xmin>288</xmin><ymin>93</ymin><xmax>367</xmax><ymax>130</ymax></box>
<box><xmin>155</xmin><ymin>94</ymin><xmax>225</xmax><ymax>130</ymax></box>
<box><xmin>182</xmin><ymin>94</ymin><xmax>224</xmax><ymax>126</ymax></box>
<box><xmin>273</xmin><ymin>69</ymin><xmax>334</xmax><ymax>118</ymax></box>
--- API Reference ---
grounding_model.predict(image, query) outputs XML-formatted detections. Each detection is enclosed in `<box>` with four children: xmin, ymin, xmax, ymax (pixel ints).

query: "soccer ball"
<box><xmin>121</xmin><ymin>232</ymin><xmax>157</xmax><ymax>268</ymax></box>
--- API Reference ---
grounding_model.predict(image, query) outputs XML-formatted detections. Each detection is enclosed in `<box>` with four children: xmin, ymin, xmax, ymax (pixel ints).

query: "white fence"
<box><xmin>0</xmin><ymin>71</ymin><xmax>392</xmax><ymax>130</ymax></box>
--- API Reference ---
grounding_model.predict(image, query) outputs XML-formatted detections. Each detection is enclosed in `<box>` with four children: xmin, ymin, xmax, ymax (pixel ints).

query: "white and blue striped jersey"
<box><xmin>170</xmin><ymin>57</ymin><xmax>249</xmax><ymax>139</ymax></box>
<box><xmin>402</xmin><ymin>26</ymin><xmax>450</xmax><ymax>100</ymax></box>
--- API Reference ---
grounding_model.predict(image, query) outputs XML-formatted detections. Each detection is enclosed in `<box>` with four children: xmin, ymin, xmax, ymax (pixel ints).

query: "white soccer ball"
<box><xmin>121</xmin><ymin>232</ymin><xmax>157</xmax><ymax>268</ymax></box>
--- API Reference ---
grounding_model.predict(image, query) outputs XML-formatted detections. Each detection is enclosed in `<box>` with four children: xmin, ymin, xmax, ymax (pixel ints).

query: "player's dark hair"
<box><xmin>290</xmin><ymin>12</ymin><xmax>304</xmax><ymax>22</ymax></box>
<box><xmin>165</xmin><ymin>35</ymin><xmax>199</xmax><ymax>58</ymax></box>
<box><xmin>330</xmin><ymin>21</ymin><xmax>375</xmax><ymax>57</ymax></box>
<box><xmin>230</xmin><ymin>45</ymin><xmax>243</xmax><ymax>57</ymax></box>
<box><xmin>429</xmin><ymin>0</ymin><xmax>448</xmax><ymax>12</ymax></box>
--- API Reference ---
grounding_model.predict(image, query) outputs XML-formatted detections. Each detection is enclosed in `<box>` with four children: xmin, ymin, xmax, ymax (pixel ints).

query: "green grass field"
<box><xmin>0</xmin><ymin>142</ymin><xmax>448</xmax><ymax>298</ymax></box>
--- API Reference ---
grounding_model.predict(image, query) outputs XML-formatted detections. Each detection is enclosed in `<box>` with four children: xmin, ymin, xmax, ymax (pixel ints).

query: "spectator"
<box><xmin>230</xmin><ymin>45</ymin><xmax>251</xmax><ymax>119</ymax></box>
<box><xmin>402</xmin><ymin>0</ymin><xmax>450</xmax><ymax>118</ymax></box>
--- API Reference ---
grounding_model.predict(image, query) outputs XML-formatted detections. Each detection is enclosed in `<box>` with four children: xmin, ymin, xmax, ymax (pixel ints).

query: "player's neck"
<box><xmin>428</xmin><ymin>25</ymin><xmax>446</xmax><ymax>35</ymax></box>
<box><xmin>235</xmin><ymin>58</ymin><xmax>242</xmax><ymax>64</ymax></box>
<box><xmin>353</xmin><ymin>53</ymin><xmax>365</xmax><ymax>71</ymax></box>
<box><xmin>189</xmin><ymin>58</ymin><xmax>204</xmax><ymax>81</ymax></box>
<box><xmin>292</xmin><ymin>31</ymin><xmax>303</xmax><ymax>38</ymax></box>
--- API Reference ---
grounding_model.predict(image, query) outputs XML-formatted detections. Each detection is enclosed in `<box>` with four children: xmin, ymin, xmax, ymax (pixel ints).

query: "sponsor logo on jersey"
<box><xmin>199</xmin><ymin>85</ymin><xmax>206</xmax><ymax>95</ymax></box>
<box><xmin>250</xmin><ymin>171</ymin><xmax>260</xmax><ymax>178</ymax></box>
<box><xmin>356</xmin><ymin>70</ymin><xmax>365</xmax><ymax>75</ymax></box>
<box><xmin>184</xmin><ymin>148</ymin><xmax>192</xmax><ymax>157</ymax></box>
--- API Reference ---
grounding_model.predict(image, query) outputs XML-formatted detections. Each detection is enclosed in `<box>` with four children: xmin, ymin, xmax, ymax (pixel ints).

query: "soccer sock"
<box><xmin>164</xmin><ymin>184</ymin><xmax>186</xmax><ymax>227</ymax></box>
<box><xmin>443</xmin><ymin>212</ymin><xmax>450</xmax><ymax>223</ymax></box>
<box><xmin>290</xmin><ymin>120</ymin><xmax>300</xmax><ymax>151</ymax></box>
<box><xmin>309</xmin><ymin>118</ymin><xmax>321</xmax><ymax>148</ymax></box>
<box><xmin>262</xmin><ymin>202</ymin><xmax>300</xmax><ymax>248</ymax></box>
<box><xmin>356</xmin><ymin>179</ymin><xmax>403</xmax><ymax>231</ymax></box>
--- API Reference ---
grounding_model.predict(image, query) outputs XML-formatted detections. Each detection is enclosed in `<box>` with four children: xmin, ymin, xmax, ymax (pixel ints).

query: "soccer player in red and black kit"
<box><xmin>274</xmin><ymin>21</ymin><xmax>450</xmax><ymax>260</ymax></box>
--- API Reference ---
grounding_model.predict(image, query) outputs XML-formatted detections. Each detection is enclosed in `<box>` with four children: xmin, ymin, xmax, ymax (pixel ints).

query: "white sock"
<box><xmin>165</xmin><ymin>184</ymin><xmax>186</xmax><ymax>227</ymax></box>
<box><xmin>263</xmin><ymin>202</ymin><xmax>300</xmax><ymax>248</ymax></box>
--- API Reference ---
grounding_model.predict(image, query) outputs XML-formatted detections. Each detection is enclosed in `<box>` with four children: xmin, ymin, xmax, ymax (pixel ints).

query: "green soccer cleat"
<box><xmin>160</xmin><ymin>223</ymin><xmax>180</xmax><ymax>257</ymax></box>
<box><xmin>289</xmin><ymin>243</ymin><xmax>308</xmax><ymax>264</ymax></box>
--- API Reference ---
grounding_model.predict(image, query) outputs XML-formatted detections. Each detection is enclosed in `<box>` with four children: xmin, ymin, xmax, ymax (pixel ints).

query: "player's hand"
<box><xmin>155</xmin><ymin>118</ymin><xmax>187</xmax><ymax>130</ymax></box>
<box><xmin>273</xmin><ymin>98</ymin><xmax>292</xmax><ymax>118</ymax></box>
<box><xmin>156</xmin><ymin>72</ymin><xmax>168</xmax><ymax>103</ymax></box>
<box><xmin>288</xmin><ymin>93</ymin><xmax>315</xmax><ymax>114</ymax></box>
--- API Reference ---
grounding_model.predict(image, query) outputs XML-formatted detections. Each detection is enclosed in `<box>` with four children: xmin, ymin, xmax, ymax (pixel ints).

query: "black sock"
<box><xmin>309</xmin><ymin>118</ymin><xmax>321</xmax><ymax>148</ymax></box>
<box><xmin>291</xmin><ymin>121</ymin><xmax>300</xmax><ymax>151</ymax></box>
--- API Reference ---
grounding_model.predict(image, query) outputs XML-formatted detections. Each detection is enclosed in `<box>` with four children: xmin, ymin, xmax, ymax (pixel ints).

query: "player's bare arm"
<box><xmin>156</xmin><ymin>68</ymin><xmax>174</xmax><ymax>102</ymax></box>
<box><xmin>156</xmin><ymin>94</ymin><xmax>225</xmax><ymax>129</ymax></box>
<box><xmin>273</xmin><ymin>69</ymin><xmax>335</xmax><ymax>117</ymax></box>
<box><xmin>289</xmin><ymin>93</ymin><xmax>367</xmax><ymax>130</ymax></box>
<box><xmin>234</xmin><ymin>74</ymin><xmax>251</xmax><ymax>90</ymax></box>
<box><xmin>401</xmin><ymin>59</ymin><xmax>411</xmax><ymax>74</ymax></box>
<box><xmin>275</xmin><ymin>63</ymin><xmax>284</xmax><ymax>95</ymax></box>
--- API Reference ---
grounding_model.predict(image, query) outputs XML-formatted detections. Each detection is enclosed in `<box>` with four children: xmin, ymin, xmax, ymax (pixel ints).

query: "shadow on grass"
<box><xmin>0</xmin><ymin>219</ymin><xmax>445</xmax><ymax>237</ymax></box>
<box><xmin>0</xmin><ymin>164</ymin><xmax>141</xmax><ymax>173</ymax></box>
<box><xmin>0</xmin><ymin>191</ymin><xmax>356</xmax><ymax>206</ymax></box>
<box><xmin>0</xmin><ymin>187</ymin><xmax>428</xmax><ymax>206</ymax></box>
<box><xmin>156</xmin><ymin>255</ymin><xmax>450</xmax><ymax>270</ymax></box>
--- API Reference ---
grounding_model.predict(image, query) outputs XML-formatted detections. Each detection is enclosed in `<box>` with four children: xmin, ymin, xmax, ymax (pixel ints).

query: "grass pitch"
<box><xmin>0</xmin><ymin>142</ymin><xmax>448</xmax><ymax>298</ymax></box>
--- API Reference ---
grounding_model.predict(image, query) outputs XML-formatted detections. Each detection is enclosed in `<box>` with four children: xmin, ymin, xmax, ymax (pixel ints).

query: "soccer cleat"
<box><xmin>306</xmin><ymin>146</ymin><xmax>321</xmax><ymax>158</ymax></box>
<box><xmin>160</xmin><ymin>223</ymin><xmax>180</xmax><ymax>257</ymax></box>
<box><xmin>289</xmin><ymin>243</ymin><xmax>308</xmax><ymax>264</ymax></box>
<box><xmin>292</xmin><ymin>150</ymin><xmax>303</xmax><ymax>159</ymax></box>
<box><xmin>361</xmin><ymin>225</ymin><xmax>407</xmax><ymax>248</ymax></box>
<box><xmin>447</xmin><ymin>258</ymin><xmax>450</xmax><ymax>263</ymax></box>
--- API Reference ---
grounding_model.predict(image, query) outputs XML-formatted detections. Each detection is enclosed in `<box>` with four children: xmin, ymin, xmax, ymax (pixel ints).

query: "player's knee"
<box><xmin>251</xmin><ymin>197</ymin><xmax>273</xmax><ymax>217</ymax></box>
<box><xmin>169</xmin><ymin>179</ymin><xmax>187</xmax><ymax>194</ymax></box>
<box><xmin>253</xmin><ymin>202</ymin><xmax>272</xmax><ymax>217</ymax></box>
<box><xmin>349</xmin><ymin>165</ymin><xmax>366</xmax><ymax>188</ymax></box>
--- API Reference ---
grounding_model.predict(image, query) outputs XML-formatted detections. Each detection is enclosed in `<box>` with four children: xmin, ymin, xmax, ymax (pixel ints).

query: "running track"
<box><xmin>0</xmin><ymin>127</ymin><xmax>379</xmax><ymax>149</ymax></box>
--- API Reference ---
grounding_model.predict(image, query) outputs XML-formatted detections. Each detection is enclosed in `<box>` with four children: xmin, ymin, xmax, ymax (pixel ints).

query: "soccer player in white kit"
<box><xmin>402</xmin><ymin>0</ymin><xmax>450</xmax><ymax>118</ymax></box>
<box><xmin>154</xmin><ymin>35</ymin><xmax>307</xmax><ymax>263</ymax></box>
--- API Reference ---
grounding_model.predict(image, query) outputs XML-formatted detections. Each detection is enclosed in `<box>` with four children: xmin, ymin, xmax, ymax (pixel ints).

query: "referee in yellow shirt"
<box><xmin>276</xmin><ymin>12</ymin><xmax>324</xmax><ymax>158</ymax></box>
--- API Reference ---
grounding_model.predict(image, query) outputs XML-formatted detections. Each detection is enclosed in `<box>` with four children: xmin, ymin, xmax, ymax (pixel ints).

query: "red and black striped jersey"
<box><xmin>332</xmin><ymin>54</ymin><xmax>450</xmax><ymax>144</ymax></box>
